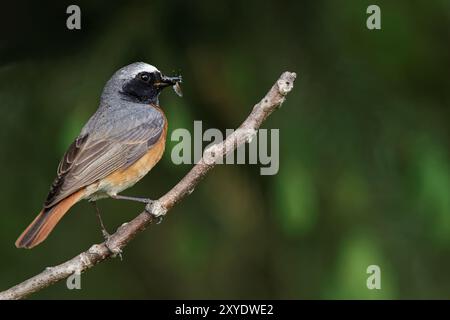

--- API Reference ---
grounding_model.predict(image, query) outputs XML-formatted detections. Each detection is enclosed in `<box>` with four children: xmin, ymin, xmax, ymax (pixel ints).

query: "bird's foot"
<box><xmin>102</xmin><ymin>233</ymin><xmax>123</xmax><ymax>260</ymax></box>
<box><xmin>91</xmin><ymin>201</ymin><xmax>118</xmax><ymax>257</ymax></box>
<box><xmin>145</xmin><ymin>200</ymin><xmax>167</xmax><ymax>224</ymax></box>
<box><xmin>101</xmin><ymin>229</ymin><xmax>111</xmax><ymax>241</ymax></box>
<box><xmin>97</xmin><ymin>221</ymin><xmax>123</xmax><ymax>259</ymax></box>
<box><xmin>105</xmin><ymin>241</ymin><xmax>123</xmax><ymax>260</ymax></box>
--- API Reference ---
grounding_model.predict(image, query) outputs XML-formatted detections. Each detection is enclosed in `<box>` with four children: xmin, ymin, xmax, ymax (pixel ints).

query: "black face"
<box><xmin>120</xmin><ymin>71</ymin><xmax>180</xmax><ymax>104</ymax></box>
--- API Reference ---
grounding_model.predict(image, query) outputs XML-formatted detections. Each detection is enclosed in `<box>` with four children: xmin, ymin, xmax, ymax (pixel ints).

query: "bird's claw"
<box><xmin>145</xmin><ymin>200</ymin><xmax>166</xmax><ymax>224</ymax></box>
<box><xmin>155</xmin><ymin>215</ymin><xmax>164</xmax><ymax>224</ymax></box>
<box><xmin>144</xmin><ymin>200</ymin><xmax>154</xmax><ymax>214</ymax></box>
<box><xmin>105</xmin><ymin>241</ymin><xmax>123</xmax><ymax>260</ymax></box>
<box><xmin>101</xmin><ymin>230</ymin><xmax>111</xmax><ymax>240</ymax></box>
<box><xmin>102</xmin><ymin>232</ymin><xmax>123</xmax><ymax>260</ymax></box>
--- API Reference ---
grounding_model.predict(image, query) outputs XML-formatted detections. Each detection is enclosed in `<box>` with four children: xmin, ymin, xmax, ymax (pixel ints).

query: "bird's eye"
<box><xmin>139</xmin><ymin>73</ymin><xmax>150</xmax><ymax>82</ymax></box>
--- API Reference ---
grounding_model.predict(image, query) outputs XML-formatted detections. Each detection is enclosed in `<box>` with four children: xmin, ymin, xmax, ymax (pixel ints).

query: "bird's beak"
<box><xmin>156</xmin><ymin>75</ymin><xmax>182</xmax><ymax>88</ymax></box>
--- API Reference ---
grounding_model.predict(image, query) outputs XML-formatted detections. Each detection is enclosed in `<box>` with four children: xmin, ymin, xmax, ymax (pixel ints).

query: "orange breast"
<box><xmin>102</xmin><ymin>121</ymin><xmax>168</xmax><ymax>195</ymax></box>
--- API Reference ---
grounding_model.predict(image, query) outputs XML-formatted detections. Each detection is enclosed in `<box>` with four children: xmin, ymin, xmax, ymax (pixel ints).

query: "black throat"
<box><xmin>120</xmin><ymin>78</ymin><xmax>160</xmax><ymax>104</ymax></box>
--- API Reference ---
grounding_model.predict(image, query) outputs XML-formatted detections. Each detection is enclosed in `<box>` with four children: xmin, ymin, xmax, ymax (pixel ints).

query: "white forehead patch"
<box><xmin>118</xmin><ymin>62</ymin><xmax>160</xmax><ymax>79</ymax></box>
<box><xmin>133</xmin><ymin>62</ymin><xmax>159</xmax><ymax>74</ymax></box>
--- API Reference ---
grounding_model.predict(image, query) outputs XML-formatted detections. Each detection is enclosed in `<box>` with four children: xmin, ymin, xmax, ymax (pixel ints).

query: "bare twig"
<box><xmin>0</xmin><ymin>71</ymin><xmax>297</xmax><ymax>300</ymax></box>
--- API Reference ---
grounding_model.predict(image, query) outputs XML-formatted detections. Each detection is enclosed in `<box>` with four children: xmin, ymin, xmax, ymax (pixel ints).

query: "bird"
<box><xmin>15</xmin><ymin>62</ymin><xmax>182</xmax><ymax>249</ymax></box>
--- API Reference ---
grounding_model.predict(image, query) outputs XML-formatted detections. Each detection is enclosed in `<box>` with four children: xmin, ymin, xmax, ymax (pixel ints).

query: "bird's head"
<box><xmin>102</xmin><ymin>62</ymin><xmax>182</xmax><ymax>104</ymax></box>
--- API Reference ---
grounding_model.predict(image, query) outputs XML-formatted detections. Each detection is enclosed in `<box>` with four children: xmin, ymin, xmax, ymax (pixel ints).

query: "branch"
<box><xmin>0</xmin><ymin>71</ymin><xmax>297</xmax><ymax>300</ymax></box>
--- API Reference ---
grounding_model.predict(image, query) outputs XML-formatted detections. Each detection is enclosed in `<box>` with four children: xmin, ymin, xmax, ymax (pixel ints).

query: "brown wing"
<box><xmin>44</xmin><ymin>120</ymin><xmax>164</xmax><ymax>208</ymax></box>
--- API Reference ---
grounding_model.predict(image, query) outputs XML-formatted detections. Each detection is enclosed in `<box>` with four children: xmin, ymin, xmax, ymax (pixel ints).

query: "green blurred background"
<box><xmin>0</xmin><ymin>0</ymin><xmax>449</xmax><ymax>299</ymax></box>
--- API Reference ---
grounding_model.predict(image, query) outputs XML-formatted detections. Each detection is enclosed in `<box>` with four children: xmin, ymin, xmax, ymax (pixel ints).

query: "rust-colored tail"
<box><xmin>15</xmin><ymin>190</ymin><xmax>84</xmax><ymax>249</ymax></box>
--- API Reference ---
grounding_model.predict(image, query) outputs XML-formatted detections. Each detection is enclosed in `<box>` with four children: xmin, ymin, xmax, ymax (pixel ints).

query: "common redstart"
<box><xmin>16</xmin><ymin>62</ymin><xmax>182</xmax><ymax>249</ymax></box>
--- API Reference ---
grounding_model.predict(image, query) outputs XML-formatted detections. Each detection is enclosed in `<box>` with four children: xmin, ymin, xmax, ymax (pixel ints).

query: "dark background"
<box><xmin>0</xmin><ymin>0</ymin><xmax>449</xmax><ymax>299</ymax></box>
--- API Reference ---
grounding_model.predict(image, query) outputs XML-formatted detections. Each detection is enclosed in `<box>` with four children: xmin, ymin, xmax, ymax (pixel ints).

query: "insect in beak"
<box><xmin>156</xmin><ymin>74</ymin><xmax>183</xmax><ymax>97</ymax></box>
<box><xmin>172</xmin><ymin>82</ymin><xmax>183</xmax><ymax>97</ymax></box>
